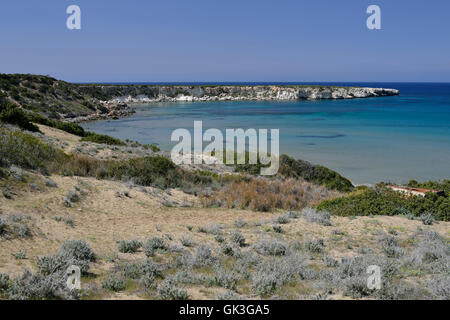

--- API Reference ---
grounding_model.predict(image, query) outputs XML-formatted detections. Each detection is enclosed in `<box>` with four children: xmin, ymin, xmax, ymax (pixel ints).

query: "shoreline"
<box><xmin>66</xmin><ymin>84</ymin><xmax>399</xmax><ymax>123</ymax></box>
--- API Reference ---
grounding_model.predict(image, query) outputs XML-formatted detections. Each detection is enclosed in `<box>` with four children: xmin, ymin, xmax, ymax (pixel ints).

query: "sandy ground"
<box><xmin>1</xmin><ymin>171</ymin><xmax>448</xmax><ymax>277</ymax></box>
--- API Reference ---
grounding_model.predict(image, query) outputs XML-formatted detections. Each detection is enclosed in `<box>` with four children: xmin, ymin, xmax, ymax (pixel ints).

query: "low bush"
<box><xmin>144</xmin><ymin>237</ymin><xmax>167</xmax><ymax>257</ymax></box>
<box><xmin>274</xmin><ymin>214</ymin><xmax>290</xmax><ymax>224</ymax></box>
<box><xmin>157</xmin><ymin>278</ymin><xmax>189</xmax><ymax>300</ymax></box>
<box><xmin>206</xmin><ymin>267</ymin><xmax>239</xmax><ymax>290</ymax></box>
<box><xmin>427</xmin><ymin>276</ymin><xmax>450</xmax><ymax>300</ymax></box>
<box><xmin>0</xmin><ymin>214</ymin><xmax>32</xmax><ymax>239</ymax></box>
<box><xmin>404</xmin><ymin>231</ymin><xmax>449</xmax><ymax>273</ymax></box>
<box><xmin>191</xmin><ymin>245</ymin><xmax>216</xmax><ymax>267</ymax></box>
<box><xmin>28</xmin><ymin>113</ymin><xmax>86</xmax><ymax>136</ymax></box>
<box><xmin>81</xmin><ymin>132</ymin><xmax>125</xmax><ymax>146</ymax></box>
<box><xmin>230</xmin><ymin>230</ymin><xmax>246</xmax><ymax>247</ymax></box>
<box><xmin>0</xmin><ymin>104</ymin><xmax>39</xmax><ymax>132</ymax></box>
<box><xmin>37</xmin><ymin>240</ymin><xmax>95</xmax><ymax>275</ymax></box>
<box><xmin>0</xmin><ymin>273</ymin><xmax>9</xmax><ymax>292</ymax></box>
<box><xmin>306</xmin><ymin>239</ymin><xmax>325</xmax><ymax>253</ymax></box>
<box><xmin>198</xmin><ymin>224</ymin><xmax>223</xmax><ymax>235</ymax></box>
<box><xmin>420</xmin><ymin>212</ymin><xmax>434</xmax><ymax>225</ymax></box>
<box><xmin>253</xmin><ymin>239</ymin><xmax>289</xmax><ymax>256</ymax></box>
<box><xmin>6</xmin><ymin>269</ymin><xmax>79</xmax><ymax>300</ymax></box>
<box><xmin>301</xmin><ymin>208</ymin><xmax>332</xmax><ymax>226</ymax></box>
<box><xmin>118</xmin><ymin>240</ymin><xmax>142</xmax><ymax>253</ymax></box>
<box><xmin>233</xmin><ymin>218</ymin><xmax>248</xmax><ymax>228</ymax></box>
<box><xmin>102</xmin><ymin>275</ymin><xmax>126</xmax><ymax>292</ymax></box>
<box><xmin>119</xmin><ymin>260</ymin><xmax>162</xmax><ymax>280</ymax></box>
<box><xmin>179</xmin><ymin>235</ymin><xmax>194</xmax><ymax>247</ymax></box>
<box><xmin>251</xmin><ymin>254</ymin><xmax>307</xmax><ymax>296</ymax></box>
<box><xmin>378</xmin><ymin>234</ymin><xmax>404</xmax><ymax>258</ymax></box>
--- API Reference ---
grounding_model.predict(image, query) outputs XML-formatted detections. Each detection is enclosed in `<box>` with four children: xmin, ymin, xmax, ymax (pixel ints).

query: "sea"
<box><xmin>81</xmin><ymin>83</ymin><xmax>450</xmax><ymax>185</ymax></box>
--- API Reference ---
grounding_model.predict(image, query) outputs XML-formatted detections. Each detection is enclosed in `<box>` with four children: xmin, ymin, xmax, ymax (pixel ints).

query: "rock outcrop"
<box><xmin>97</xmin><ymin>85</ymin><xmax>399</xmax><ymax>104</ymax></box>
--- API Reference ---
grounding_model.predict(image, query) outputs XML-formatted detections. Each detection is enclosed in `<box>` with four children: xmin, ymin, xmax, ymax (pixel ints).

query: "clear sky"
<box><xmin>1</xmin><ymin>0</ymin><xmax>449</xmax><ymax>82</ymax></box>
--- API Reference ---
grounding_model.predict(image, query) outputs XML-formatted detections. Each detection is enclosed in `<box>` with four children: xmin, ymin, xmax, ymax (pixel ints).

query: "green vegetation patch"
<box><xmin>317</xmin><ymin>185</ymin><xmax>449</xmax><ymax>221</ymax></box>
<box><xmin>279</xmin><ymin>154</ymin><xmax>354</xmax><ymax>192</ymax></box>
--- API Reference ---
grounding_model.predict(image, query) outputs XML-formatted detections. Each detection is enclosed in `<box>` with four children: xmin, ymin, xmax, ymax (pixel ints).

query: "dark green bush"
<box><xmin>0</xmin><ymin>104</ymin><xmax>39</xmax><ymax>132</ymax></box>
<box><xmin>28</xmin><ymin>113</ymin><xmax>86</xmax><ymax>136</ymax></box>
<box><xmin>118</xmin><ymin>240</ymin><xmax>142</xmax><ymax>253</ymax></box>
<box><xmin>317</xmin><ymin>185</ymin><xmax>449</xmax><ymax>221</ymax></box>
<box><xmin>102</xmin><ymin>275</ymin><xmax>126</xmax><ymax>292</ymax></box>
<box><xmin>407</xmin><ymin>179</ymin><xmax>450</xmax><ymax>196</ymax></box>
<box><xmin>81</xmin><ymin>132</ymin><xmax>125</xmax><ymax>146</ymax></box>
<box><xmin>278</xmin><ymin>155</ymin><xmax>354</xmax><ymax>192</ymax></box>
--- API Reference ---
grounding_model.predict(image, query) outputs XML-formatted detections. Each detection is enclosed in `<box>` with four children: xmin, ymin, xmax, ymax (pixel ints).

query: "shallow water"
<box><xmin>82</xmin><ymin>83</ymin><xmax>450</xmax><ymax>185</ymax></box>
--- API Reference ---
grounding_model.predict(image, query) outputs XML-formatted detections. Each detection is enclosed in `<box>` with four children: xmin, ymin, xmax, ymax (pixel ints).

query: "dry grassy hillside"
<box><xmin>0</xmin><ymin>125</ymin><xmax>449</xmax><ymax>300</ymax></box>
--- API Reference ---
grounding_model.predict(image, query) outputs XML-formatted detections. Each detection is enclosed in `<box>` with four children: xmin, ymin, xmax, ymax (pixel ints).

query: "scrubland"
<box><xmin>0</xmin><ymin>122</ymin><xmax>448</xmax><ymax>300</ymax></box>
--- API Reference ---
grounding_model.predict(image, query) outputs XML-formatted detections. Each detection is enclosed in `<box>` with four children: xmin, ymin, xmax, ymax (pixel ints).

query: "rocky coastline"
<box><xmin>69</xmin><ymin>85</ymin><xmax>399</xmax><ymax>122</ymax></box>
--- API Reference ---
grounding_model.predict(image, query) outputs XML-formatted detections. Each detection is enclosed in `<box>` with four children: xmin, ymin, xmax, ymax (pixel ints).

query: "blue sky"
<box><xmin>0</xmin><ymin>0</ymin><xmax>449</xmax><ymax>82</ymax></box>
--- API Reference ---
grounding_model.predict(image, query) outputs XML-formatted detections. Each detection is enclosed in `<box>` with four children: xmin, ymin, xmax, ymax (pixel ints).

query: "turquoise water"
<box><xmin>82</xmin><ymin>83</ymin><xmax>450</xmax><ymax>185</ymax></box>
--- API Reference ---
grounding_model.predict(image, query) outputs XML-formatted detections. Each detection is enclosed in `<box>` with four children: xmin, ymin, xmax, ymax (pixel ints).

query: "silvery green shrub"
<box><xmin>404</xmin><ymin>231</ymin><xmax>449</xmax><ymax>273</ymax></box>
<box><xmin>251</xmin><ymin>253</ymin><xmax>307</xmax><ymax>296</ymax></box>
<box><xmin>215</xmin><ymin>234</ymin><xmax>225</xmax><ymax>243</ymax></box>
<box><xmin>420</xmin><ymin>212</ymin><xmax>434</xmax><ymax>225</ymax></box>
<box><xmin>198</xmin><ymin>223</ymin><xmax>223</xmax><ymax>235</ymax></box>
<box><xmin>0</xmin><ymin>214</ymin><xmax>31</xmax><ymax>239</ymax></box>
<box><xmin>144</xmin><ymin>237</ymin><xmax>167</xmax><ymax>257</ymax></box>
<box><xmin>157</xmin><ymin>278</ymin><xmax>189</xmax><ymax>300</ymax></box>
<box><xmin>179</xmin><ymin>235</ymin><xmax>194</xmax><ymax>247</ymax></box>
<box><xmin>253</xmin><ymin>239</ymin><xmax>289</xmax><ymax>256</ymax></box>
<box><xmin>234</xmin><ymin>218</ymin><xmax>248</xmax><ymax>228</ymax></box>
<box><xmin>286</xmin><ymin>211</ymin><xmax>299</xmax><ymax>219</ymax></box>
<box><xmin>427</xmin><ymin>276</ymin><xmax>450</xmax><ymax>300</ymax></box>
<box><xmin>119</xmin><ymin>259</ymin><xmax>162</xmax><ymax>280</ymax></box>
<box><xmin>102</xmin><ymin>275</ymin><xmax>126</xmax><ymax>292</ymax></box>
<box><xmin>44</xmin><ymin>178</ymin><xmax>57</xmax><ymax>188</ymax></box>
<box><xmin>60</xmin><ymin>240</ymin><xmax>95</xmax><ymax>262</ymax></box>
<box><xmin>378</xmin><ymin>234</ymin><xmax>404</xmax><ymax>258</ymax></box>
<box><xmin>139</xmin><ymin>273</ymin><xmax>156</xmax><ymax>290</ymax></box>
<box><xmin>323</xmin><ymin>255</ymin><xmax>338</xmax><ymax>267</ymax></box>
<box><xmin>66</xmin><ymin>190</ymin><xmax>79</xmax><ymax>203</ymax></box>
<box><xmin>306</xmin><ymin>239</ymin><xmax>325</xmax><ymax>253</ymax></box>
<box><xmin>274</xmin><ymin>214</ymin><xmax>290</xmax><ymax>225</ymax></box>
<box><xmin>7</xmin><ymin>269</ymin><xmax>79</xmax><ymax>300</ymax></box>
<box><xmin>230</xmin><ymin>230</ymin><xmax>245</xmax><ymax>247</ymax></box>
<box><xmin>191</xmin><ymin>245</ymin><xmax>216</xmax><ymax>267</ymax></box>
<box><xmin>118</xmin><ymin>239</ymin><xmax>142</xmax><ymax>253</ymax></box>
<box><xmin>343</xmin><ymin>276</ymin><xmax>374</xmax><ymax>298</ymax></box>
<box><xmin>0</xmin><ymin>273</ymin><xmax>10</xmax><ymax>292</ymax></box>
<box><xmin>217</xmin><ymin>290</ymin><xmax>240</xmax><ymax>300</ymax></box>
<box><xmin>206</xmin><ymin>267</ymin><xmax>239</xmax><ymax>290</ymax></box>
<box><xmin>301</xmin><ymin>208</ymin><xmax>332</xmax><ymax>226</ymax></box>
<box><xmin>37</xmin><ymin>240</ymin><xmax>94</xmax><ymax>275</ymax></box>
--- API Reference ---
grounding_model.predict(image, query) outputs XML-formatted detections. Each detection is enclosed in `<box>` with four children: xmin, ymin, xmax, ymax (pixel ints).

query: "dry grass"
<box><xmin>201</xmin><ymin>177</ymin><xmax>340</xmax><ymax>212</ymax></box>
